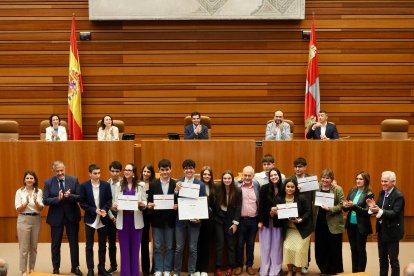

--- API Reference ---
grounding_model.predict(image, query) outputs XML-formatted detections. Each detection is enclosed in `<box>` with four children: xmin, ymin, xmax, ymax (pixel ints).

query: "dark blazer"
<box><xmin>343</xmin><ymin>188</ymin><xmax>373</xmax><ymax>235</ymax></box>
<box><xmin>184</xmin><ymin>124</ymin><xmax>209</xmax><ymax>140</ymax></box>
<box><xmin>148</xmin><ymin>178</ymin><xmax>177</xmax><ymax>228</ymax></box>
<box><xmin>213</xmin><ymin>184</ymin><xmax>242</xmax><ymax>227</ymax></box>
<box><xmin>43</xmin><ymin>175</ymin><xmax>81</xmax><ymax>227</ymax></box>
<box><xmin>306</xmin><ymin>122</ymin><xmax>339</xmax><ymax>140</ymax></box>
<box><xmin>278</xmin><ymin>195</ymin><xmax>313</xmax><ymax>239</ymax></box>
<box><xmin>79</xmin><ymin>180</ymin><xmax>112</xmax><ymax>225</ymax></box>
<box><xmin>258</xmin><ymin>183</ymin><xmax>283</xmax><ymax>228</ymax></box>
<box><xmin>375</xmin><ymin>188</ymin><xmax>405</xmax><ymax>242</ymax></box>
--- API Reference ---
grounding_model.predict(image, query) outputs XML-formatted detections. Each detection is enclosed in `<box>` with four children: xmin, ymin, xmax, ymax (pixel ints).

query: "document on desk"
<box><xmin>276</xmin><ymin>202</ymin><xmax>298</xmax><ymax>219</ymax></box>
<box><xmin>298</xmin><ymin>175</ymin><xmax>319</xmax><ymax>192</ymax></box>
<box><xmin>178</xmin><ymin>182</ymin><xmax>200</xmax><ymax>199</ymax></box>
<box><xmin>178</xmin><ymin>196</ymin><xmax>208</xmax><ymax>220</ymax></box>
<box><xmin>117</xmin><ymin>194</ymin><xmax>139</xmax><ymax>211</ymax></box>
<box><xmin>315</xmin><ymin>192</ymin><xmax>334</xmax><ymax>207</ymax></box>
<box><xmin>153</xmin><ymin>194</ymin><xmax>175</xmax><ymax>210</ymax></box>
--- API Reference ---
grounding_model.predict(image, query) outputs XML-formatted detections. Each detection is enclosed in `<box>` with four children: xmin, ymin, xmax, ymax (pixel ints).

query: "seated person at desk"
<box><xmin>265</xmin><ymin>110</ymin><xmax>292</xmax><ymax>140</ymax></box>
<box><xmin>98</xmin><ymin>115</ymin><xmax>119</xmax><ymax>141</ymax></box>
<box><xmin>46</xmin><ymin>114</ymin><xmax>67</xmax><ymax>141</ymax></box>
<box><xmin>306</xmin><ymin>110</ymin><xmax>339</xmax><ymax>140</ymax></box>
<box><xmin>184</xmin><ymin>112</ymin><xmax>209</xmax><ymax>140</ymax></box>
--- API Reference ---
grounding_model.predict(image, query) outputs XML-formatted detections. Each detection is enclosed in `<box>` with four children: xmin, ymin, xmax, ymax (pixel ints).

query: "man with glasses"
<box><xmin>184</xmin><ymin>112</ymin><xmax>209</xmax><ymax>140</ymax></box>
<box><xmin>106</xmin><ymin>161</ymin><xmax>123</xmax><ymax>274</ymax></box>
<box><xmin>173</xmin><ymin>159</ymin><xmax>206</xmax><ymax>276</ymax></box>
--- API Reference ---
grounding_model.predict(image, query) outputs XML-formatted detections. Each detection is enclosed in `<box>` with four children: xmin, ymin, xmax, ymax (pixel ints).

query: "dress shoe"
<box><xmin>107</xmin><ymin>267</ymin><xmax>117</xmax><ymax>274</ymax></box>
<box><xmin>225</xmin><ymin>268</ymin><xmax>233</xmax><ymax>276</ymax></box>
<box><xmin>98</xmin><ymin>269</ymin><xmax>111</xmax><ymax>276</ymax></box>
<box><xmin>71</xmin><ymin>267</ymin><xmax>83</xmax><ymax>276</ymax></box>
<box><xmin>215</xmin><ymin>268</ymin><xmax>223</xmax><ymax>276</ymax></box>
<box><xmin>234</xmin><ymin>267</ymin><xmax>242</xmax><ymax>275</ymax></box>
<box><xmin>53</xmin><ymin>269</ymin><xmax>60</xmax><ymax>274</ymax></box>
<box><xmin>87</xmin><ymin>269</ymin><xmax>94</xmax><ymax>276</ymax></box>
<box><xmin>247</xmin><ymin>267</ymin><xmax>255</xmax><ymax>275</ymax></box>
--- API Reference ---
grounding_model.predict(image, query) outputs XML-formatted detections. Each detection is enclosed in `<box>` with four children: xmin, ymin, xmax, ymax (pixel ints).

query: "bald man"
<box><xmin>265</xmin><ymin>110</ymin><xmax>292</xmax><ymax>140</ymax></box>
<box><xmin>234</xmin><ymin>166</ymin><xmax>260</xmax><ymax>276</ymax></box>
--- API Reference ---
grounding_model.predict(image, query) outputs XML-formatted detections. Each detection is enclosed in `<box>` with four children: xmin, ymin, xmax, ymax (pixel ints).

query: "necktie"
<box><xmin>382</xmin><ymin>192</ymin><xmax>389</xmax><ymax>208</ymax></box>
<box><xmin>59</xmin><ymin>180</ymin><xmax>64</xmax><ymax>191</ymax></box>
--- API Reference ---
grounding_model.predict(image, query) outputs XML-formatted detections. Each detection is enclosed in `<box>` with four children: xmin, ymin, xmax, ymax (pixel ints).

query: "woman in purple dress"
<box><xmin>113</xmin><ymin>163</ymin><xmax>147</xmax><ymax>276</ymax></box>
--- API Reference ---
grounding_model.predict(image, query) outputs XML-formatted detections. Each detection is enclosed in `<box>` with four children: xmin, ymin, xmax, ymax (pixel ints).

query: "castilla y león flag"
<box><xmin>304</xmin><ymin>15</ymin><xmax>320</xmax><ymax>135</ymax></box>
<box><xmin>68</xmin><ymin>15</ymin><xmax>83</xmax><ymax>140</ymax></box>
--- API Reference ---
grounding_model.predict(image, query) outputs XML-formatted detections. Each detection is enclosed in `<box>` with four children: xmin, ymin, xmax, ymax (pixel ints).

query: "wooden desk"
<box><xmin>140</xmin><ymin>140</ymin><xmax>256</xmax><ymax>179</ymax></box>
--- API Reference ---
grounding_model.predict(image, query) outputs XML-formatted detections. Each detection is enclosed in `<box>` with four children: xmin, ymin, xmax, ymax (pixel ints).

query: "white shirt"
<box><xmin>86</xmin><ymin>182</ymin><xmax>105</xmax><ymax>229</ymax></box>
<box><xmin>15</xmin><ymin>187</ymin><xmax>44</xmax><ymax>213</ymax></box>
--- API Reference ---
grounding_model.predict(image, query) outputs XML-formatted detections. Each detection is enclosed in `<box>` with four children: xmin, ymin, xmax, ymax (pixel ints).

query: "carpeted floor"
<box><xmin>1</xmin><ymin>242</ymin><xmax>413</xmax><ymax>276</ymax></box>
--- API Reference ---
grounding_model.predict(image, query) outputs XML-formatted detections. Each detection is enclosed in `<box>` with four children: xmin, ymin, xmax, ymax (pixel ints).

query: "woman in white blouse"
<box><xmin>45</xmin><ymin>114</ymin><xmax>67</xmax><ymax>141</ymax></box>
<box><xmin>15</xmin><ymin>171</ymin><xmax>44</xmax><ymax>276</ymax></box>
<box><xmin>98</xmin><ymin>115</ymin><xmax>119</xmax><ymax>141</ymax></box>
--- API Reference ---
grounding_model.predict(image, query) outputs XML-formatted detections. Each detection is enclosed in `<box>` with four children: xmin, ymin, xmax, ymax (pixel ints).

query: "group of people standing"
<box><xmin>14</xmin><ymin>154</ymin><xmax>405</xmax><ymax>276</ymax></box>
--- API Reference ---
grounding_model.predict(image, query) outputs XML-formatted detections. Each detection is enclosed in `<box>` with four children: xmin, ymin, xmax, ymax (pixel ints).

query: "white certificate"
<box><xmin>178</xmin><ymin>182</ymin><xmax>200</xmax><ymax>199</ymax></box>
<box><xmin>153</xmin><ymin>194</ymin><xmax>174</xmax><ymax>210</ymax></box>
<box><xmin>298</xmin><ymin>175</ymin><xmax>319</xmax><ymax>192</ymax></box>
<box><xmin>117</xmin><ymin>194</ymin><xmax>138</xmax><ymax>211</ymax></box>
<box><xmin>276</xmin><ymin>202</ymin><xmax>298</xmax><ymax>219</ymax></box>
<box><xmin>315</xmin><ymin>192</ymin><xmax>335</xmax><ymax>207</ymax></box>
<box><xmin>178</xmin><ymin>196</ymin><xmax>208</xmax><ymax>220</ymax></box>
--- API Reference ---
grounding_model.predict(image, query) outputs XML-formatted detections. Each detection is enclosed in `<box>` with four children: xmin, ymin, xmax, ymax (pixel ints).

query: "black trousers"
<box><xmin>106</xmin><ymin>220</ymin><xmax>118</xmax><ymax>269</ymax></box>
<box><xmin>196</xmin><ymin>218</ymin><xmax>214</xmax><ymax>272</ymax></box>
<box><xmin>85</xmin><ymin>224</ymin><xmax>108</xmax><ymax>271</ymax></box>
<box><xmin>141</xmin><ymin>210</ymin><xmax>153</xmax><ymax>274</ymax></box>
<box><xmin>347</xmin><ymin>223</ymin><xmax>368</xmax><ymax>272</ymax></box>
<box><xmin>215</xmin><ymin>222</ymin><xmax>236</xmax><ymax>269</ymax></box>
<box><xmin>50</xmin><ymin>217</ymin><xmax>80</xmax><ymax>270</ymax></box>
<box><xmin>378</xmin><ymin>229</ymin><xmax>400</xmax><ymax>276</ymax></box>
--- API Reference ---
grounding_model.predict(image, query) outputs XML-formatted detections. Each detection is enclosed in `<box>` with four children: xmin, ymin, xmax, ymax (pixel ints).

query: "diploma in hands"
<box><xmin>315</xmin><ymin>191</ymin><xmax>334</xmax><ymax>207</ymax></box>
<box><xmin>178</xmin><ymin>182</ymin><xmax>200</xmax><ymax>199</ymax></box>
<box><xmin>153</xmin><ymin>194</ymin><xmax>175</xmax><ymax>210</ymax></box>
<box><xmin>276</xmin><ymin>202</ymin><xmax>298</xmax><ymax>219</ymax></box>
<box><xmin>298</xmin><ymin>175</ymin><xmax>319</xmax><ymax>192</ymax></box>
<box><xmin>117</xmin><ymin>194</ymin><xmax>139</xmax><ymax>211</ymax></box>
<box><xmin>178</xmin><ymin>196</ymin><xmax>208</xmax><ymax>220</ymax></box>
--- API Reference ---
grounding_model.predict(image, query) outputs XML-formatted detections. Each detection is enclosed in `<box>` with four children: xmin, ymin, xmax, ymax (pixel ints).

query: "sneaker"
<box><xmin>301</xmin><ymin>267</ymin><xmax>308</xmax><ymax>274</ymax></box>
<box><xmin>164</xmin><ymin>272</ymin><xmax>172</xmax><ymax>276</ymax></box>
<box><xmin>201</xmin><ymin>273</ymin><xmax>208</xmax><ymax>276</ymax></box>
<box><xmin>193</xmin><ymin>272</ymin><xmax>201</xmax><ymax>276</ymax></box>
<box><xmin>154</xmin><ymin>272</ymin><xmax>162</xmax><ymax>276</ymax></box>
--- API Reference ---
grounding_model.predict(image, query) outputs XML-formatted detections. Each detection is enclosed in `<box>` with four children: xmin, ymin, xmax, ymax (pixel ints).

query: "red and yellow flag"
<box><xmin>68</xmin><ymin>15</ymin><xmax>83</xmax><ymax>140</ymax></box>
<box><xmin>304</xmin><ymin>15</ymin><xmax>320</xmax><ymax>136</ymax></box>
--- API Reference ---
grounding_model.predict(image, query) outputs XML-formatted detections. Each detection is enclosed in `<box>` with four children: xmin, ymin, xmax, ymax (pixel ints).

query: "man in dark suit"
<box><xmin>184</xmin><ymin>111</ymin><xmax>209</xmax><ymax>140</ymax></box>
<box><xmin>79</xmin><ymin>164</ymin><xmax>112</xmax><ymax>276</ymax></box>
<box><xmin>43</xmin><ymin>160</ymin><xmax>83</xmax><ymax>275</ymax></box>
<box><xmin>147</xmin><ymin>159</ymin><xmax>177</xmax><ymax>276</ymax></box>
<box><xmin>367</xmin><ymin>171</ymin><xmax>405</xmax><ymax>276</ymax></box>
<box><xmin>306</xmin><ymin>110</ymin><xmax>339</xmax><ymax>140</ymax></box>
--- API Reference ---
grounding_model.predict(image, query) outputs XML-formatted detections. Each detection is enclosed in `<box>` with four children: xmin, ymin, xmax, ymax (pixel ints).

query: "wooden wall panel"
<box><xmin>0</xmin><ymin>0</ymin><xmax>413</xmax><ymax>142</ymax></box>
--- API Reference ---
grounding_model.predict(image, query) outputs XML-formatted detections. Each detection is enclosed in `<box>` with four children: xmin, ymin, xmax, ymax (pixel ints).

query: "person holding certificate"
<box><xmin>279</xmin><ymin>177</ymin><xmax>312</xmax><ymax>276</ymax></box>
<box><xmin>313</xmin><ymin>169</ymin><xmax>344</xmax><ymax>275</ymax></box>
<box><xmin>112</xmin><ymin>163</ymin><xmax>147</xmax><ymax>276</ymax></box>
<box><xmin>213</xmin><ymin>170</ymin><xmax>242</xmax><ymax>276</ymax></box>
<box><xmin>257</xmin><ymin>168</ymin><xmax>284</xmax><ymax>276</ymax></box>
<box><xmin>173</xmin><ymin>159</ymin><xmax>206</xmax><ymax>276</ymax></box>
<box><xmin>196</xmin><ymin>166</ymin><xmax>217</xmax><ymax>276</ymax></box>
<box><xmin>342</xmin><ymin>171</ymin><xmax>373</xmax><ymax>273</ymax></box>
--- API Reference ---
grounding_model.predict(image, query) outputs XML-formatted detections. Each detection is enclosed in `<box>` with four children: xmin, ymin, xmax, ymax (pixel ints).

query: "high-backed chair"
<box><xmin>39</xmin><ymin>120</ymin><xmax>68</xmax><ymax>140</ymax></box>
<box><xmin>184</xmin><ymin>115</ymin><xmax>212</xmax><ymax>138</ymax></box>
<box><xmin>267</xmin><ymin>119</ymin><xmax>295</xmax><ymax>135</ymax></box>
<box><xmin>97</xmin><ymin>119</ymin><xmax>125</xmax><ymax>140</ymax></box>
<box><xmin>381</xmin><ymin>119</ymin><xmax>409</xmax><ymax>140</ymax></box>
<box><xmin>0</xmin><ymin>120</ymin><xmax>19</xmax><ymax>141</ymax></box>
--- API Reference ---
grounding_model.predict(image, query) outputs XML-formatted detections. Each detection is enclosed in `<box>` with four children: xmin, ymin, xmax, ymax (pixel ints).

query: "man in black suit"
<box><xmin>79</xmin><ymin>164</ymin><xmax>112</xmax><ymax>276</ymax></box>
<box><xmin>367</xmin><ymin>171</ymin><xmax>405</xmax><ymax>276</ymax></box>
<box><xmin>306</xmin><ymin>110</ymin><xmax>339</xmax><ymax>140</ymax></box>
<box><xmin>147</xmin><ymin>159</ymin><xmax>177</xmax><ymax>276</ymax></box>
<box><xmin>43</xmin><ymin>160</ymin><xmax>83</xmax><ymax>275</ymax></box>
<box><xmin>184</xmin><ymin>111</ymin><xmax>209</xmax><ymax>140</ymax></box>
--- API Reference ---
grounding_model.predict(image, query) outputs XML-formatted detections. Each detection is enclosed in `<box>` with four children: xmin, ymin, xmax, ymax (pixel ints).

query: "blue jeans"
<box><xmin>152</xmin><ymin>226</ymin><xmax>174</xmax><ymax>273</ymax></box>
<box><xmin>236</xmin><ymin>217</ymin><xmax>258</xmax><ymax>268</ymax></box>
<box><xmin>174</xmin><ymin>221</ymin><xmax>201</xmax><ymax>274</ymax></box>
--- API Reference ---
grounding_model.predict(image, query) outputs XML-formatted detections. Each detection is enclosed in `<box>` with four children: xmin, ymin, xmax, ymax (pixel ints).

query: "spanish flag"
<box><xmin>68</xmin><ymin>15</ymin><xmax>83</xmax><ymax>140</ymax></box>
<box><xmin>304</xmin><ymin>15</ymin><xmax>320</xmax><ymax>137</ymax></box>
